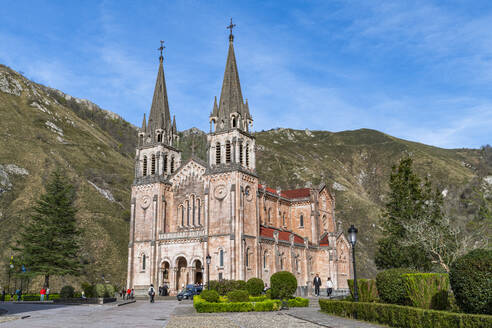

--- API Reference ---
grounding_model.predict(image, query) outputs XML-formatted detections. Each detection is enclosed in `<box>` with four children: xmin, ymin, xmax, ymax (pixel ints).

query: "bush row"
<box><xmin>194</xmin><ymin>295</ymin><xmax>281</xmax><ymax>313</ymax></box>
<box><xmin>2</xmin><ymin>293</ymin><xmax>61</xmax><ymax>301</ymax></box>
<box><xmin>207</xmin><ymin>280</ymin><xmax>247</xmax><ymax>296</ymax></box>
<box><xmin>319</xmin><ymin>299</ymin><xmax>492</xmax><ymax>328</ymax></box>
<box><xmin>287</xmin><ymin>297</ymin><xmax>309</xmax><ymax>307</ymax></box>
<box><xmin>348</xmin><ymin>279</ymin><xmax>379</xmax><ymax>302</ymax></box>
<box><xmin>403</xmin><ymin>273</ymin><xmax>450</xmax><ymax>310</ymax></box>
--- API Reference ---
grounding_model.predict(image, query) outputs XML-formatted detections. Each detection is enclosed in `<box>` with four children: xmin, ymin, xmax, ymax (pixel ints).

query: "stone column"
<box><xmin>127</xmin><ymin>198</ymin><xmax>136</xmax><ymax>289</ymax></box>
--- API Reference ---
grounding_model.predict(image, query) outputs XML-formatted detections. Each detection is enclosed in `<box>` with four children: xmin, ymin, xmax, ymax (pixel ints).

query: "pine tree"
<box><xmin>13</xmin><ymin>169</ymin><xmax>81</xmax><ymax>288</ymax></box>
<box><xmin>375</xmin><ymin>157</ymin><xmax>434</xmax><ymax>271</ymax></box>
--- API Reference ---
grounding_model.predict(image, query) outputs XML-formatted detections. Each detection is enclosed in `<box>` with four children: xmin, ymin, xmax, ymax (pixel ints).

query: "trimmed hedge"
<box><xmin>450</xmin><ymin>248</ymin><xmax>492</xmax><ymax>315</ymax></box>
<box><xmin>249</xmin><ymin>295</ymin><xmax>267</xmax><ymax>302</ymax></box>
<box><xmin>227</xmin><ymin>290</ymin><xmax>249</xmax><ymax>302</ymax></box>
<box><xmin>194</xmin><ymin>295</ymin><xmax>281</xmax><ymax>312</ymax></box>
<box><xmin>208</xmin><ymin>280</ymin><xmax>247</xmax><ymax>296</ymax></box>
<box><xmin>348</xmin><ymin>279</ymin><xmax>378</xmax><ymax>302</ymax></box>
<box><xmin>200</xmin><ymin>290</ymin><xmax>219</xmax><ymax>303</ymax></box>
<box><xmin>287</xmin><ymin>297</ymin><xmax>309</xmax><ymax>307</ymax></box>
<box><xmin>403</xmin><ymin>273</ymin><xmax>450</xmax><ymax>310</ymax></box>
<box><xmin>2</xmin><ymin>293</ymin><xmax>61</xmax><ymax>301</ymax></box>
<box><xmin>319</xmin><ymin>299</ymin><xmax>492</xmax><ymax>328</ymax></box>
<box><xmin>246</xmin><ymin>278</ymin><xmax>264</xmax><ymax>296</ymax></box>
<box><xmin>270</xmin><ymin>271</ymin><xmax>297</xmax><ymax>300</ymax></box>
<box><xmin>376</xmin><ymin>268</ymin><xmax>417</xmax><ymax>305</ymax></box>
<box><xmin>93</xmin><ymin>284</ymin><xmax>115</xmax><ymax>298</ymax></box>
<box><xmin>60</xmin><ymin>285</ymin><xmax>75</xmax><ymax>298</ymax></box>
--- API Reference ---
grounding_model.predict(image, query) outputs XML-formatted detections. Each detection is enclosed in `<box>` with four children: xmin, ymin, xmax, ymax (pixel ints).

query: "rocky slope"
<box><xmin>0</xmin><ymin>64</ymin><xmax>490</xmax><ymax>287</ymax></box>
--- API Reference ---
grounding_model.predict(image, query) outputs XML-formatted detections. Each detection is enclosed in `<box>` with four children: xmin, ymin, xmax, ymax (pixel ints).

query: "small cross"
<box><xmin>227</xmin><ymin>18</ymin><xmax>236</xmax><ymax>38</ymax></box>
<box><xmin>158</xmin><ymin>40</ymin><xmax>165</xmax><ymax>58</ymax></box>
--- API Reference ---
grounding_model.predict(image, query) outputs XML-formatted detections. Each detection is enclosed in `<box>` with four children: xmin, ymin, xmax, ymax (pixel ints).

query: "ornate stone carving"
<box><xmin>214</xmin><ymin>184</ymin><xmax>228</xmax><ymax>200</ymax></box>
<box><xmin>141</xmin><ymin>195</ymin><xmax>151</xmax><ymax>209</ymax></box>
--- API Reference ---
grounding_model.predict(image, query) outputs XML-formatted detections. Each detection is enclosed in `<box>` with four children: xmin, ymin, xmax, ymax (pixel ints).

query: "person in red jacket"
<box><xmin>40</xmin><ymin>288</ymin><xmax>46</xmax><ymax>301</ymax></box>
<box><xmin>126</xmin><ymin>288</ymin><xmax>131</xmax><ymax>300</ymax></box>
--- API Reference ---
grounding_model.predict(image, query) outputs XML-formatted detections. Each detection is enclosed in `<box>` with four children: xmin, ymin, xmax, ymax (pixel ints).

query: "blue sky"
<box><xmin>1</xmin><ymin>1</ymin><xmax>491</xmax><ymax>148</ymax></box>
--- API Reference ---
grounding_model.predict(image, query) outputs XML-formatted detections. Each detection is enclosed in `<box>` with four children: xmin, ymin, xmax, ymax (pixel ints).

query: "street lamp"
<box><xmin>348</xmin><ymin>225</ymin><xmax>359</xmax><ymax>303</ymax></box>
<box><xmin>206</xmin><ymin>254</ymin><xmax>211</xmax><ymax>290</ymax></box>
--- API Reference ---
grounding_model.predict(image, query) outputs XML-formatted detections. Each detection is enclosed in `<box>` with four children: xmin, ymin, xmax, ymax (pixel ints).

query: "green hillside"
<box><xmin>0</xmin><ymin>65</ymin><xmax>489</xmax><ymax>288</ymax></box>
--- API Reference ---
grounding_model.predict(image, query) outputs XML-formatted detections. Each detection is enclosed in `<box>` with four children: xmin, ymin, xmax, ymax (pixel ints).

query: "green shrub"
<box><xmin>246</xmin><ymin>278</ymin><xmax>264</xmax><ymax>296</ymax></box>
<box><xmin>81</xmin><ymin>282</ymin><xmax>94</xmax><ymax>298</ymax></box>
<box><xmin>249</xmin><ymin>295</ymin><xmax>267</xmax><ymax>302</ymax></box>
<box><xmin>60</xmin><ymin>285</ymin><xmax>75</xmax><ymax>298</ymax></box>
<box><xmin>287</xmin><ymin>297</ymin><xmax>309</xmax><ymax>307</ymax></box>
<box><xmin>270</xmin><ymin>271</ymin><xmax>297</xmax><ymax>300</ymax></box>
<box><xmin>449</xmin><ymin>248</ymin><xmax>492</xmax><ymax>315</ymax></box>
<box><xmin>348</xmin><ymin>279</ymin><xmax>378</xmax><ymax>302</ymax></box>
<box><xmin>376</xmin><ymin>268</ymin><xmax>416</xmax><ymax>305</ymax></box>
<box><xmin>208</xmin><ymin>279</ymin><xmax>247</xmax><ymax>295</ymax></box>
<box><xmin>193</xmin><ymin>295</ymin><xmax>281</xmax><ymax>313</ymax></box>
<box><xmin>227</xmin><ymin>290</ymin><xmax>249</xmax><ymax>302</ymax></box>
<box><xmin>104</xmin><ymin>284</ymin><xmax>115</xmax><ymax>298</ymax></box>
<box><xmin>319</xmin><ymin>299</ymin><xmax>492</xmax><ymax>328</ymax></box>
<box><xmin>93</xmin><ymin>284</ymin><xmax>106</xmax><ymax>297</ymax></box>
<box><xmin>200</xmin><ymin>290</ymin><xmax>220</xmax><ymax>303</ymax></box>
<box><xmin>265</xmin><ymin>289</ymin><xmax>272</xmax><ymax>299</ymax></box>
<box><xmin>402</xmin><ymin>273</ymin><xmax>450</xmax><ymax>310</ymax></box>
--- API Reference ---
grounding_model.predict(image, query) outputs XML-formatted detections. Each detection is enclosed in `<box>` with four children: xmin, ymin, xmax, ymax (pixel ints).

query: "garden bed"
<box><xmin>319</xmin><ymin>299</ymin><xmax>492</xmax><ymax>328</ymax></box>
<box><xmin>194</xmin><ymin>295</ymin><xmax>282</xmax><ymax>313</ymax></box>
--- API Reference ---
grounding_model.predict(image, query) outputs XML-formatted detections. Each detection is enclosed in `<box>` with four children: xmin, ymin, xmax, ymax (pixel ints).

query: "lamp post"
<box><xmin>206</xmin><ymin>254</ymin><xmax>211</xmax><ymax>290</ymax></box>
<box><xmin>348</xmin><ymin>225</ymin><xmax>358</xmax><ymax>303</ymax></box>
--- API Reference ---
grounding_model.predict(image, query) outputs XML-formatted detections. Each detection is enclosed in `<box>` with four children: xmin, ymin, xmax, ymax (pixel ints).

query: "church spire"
<box><xmin>141</xmin><ymin>113</ymin><xmax>147</xmax><ymax>133</ymax></box>
<box><xmin>149</xmin><ymin>41</ymin><xmax>171</xmax><ymax>135</ymax></box>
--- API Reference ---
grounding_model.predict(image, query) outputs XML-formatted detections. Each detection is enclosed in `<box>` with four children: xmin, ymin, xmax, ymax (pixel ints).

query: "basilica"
<box><xmin>126</xmin><ymin>27</ymin><xmax>352</xmax><ymax>295</ymax></box>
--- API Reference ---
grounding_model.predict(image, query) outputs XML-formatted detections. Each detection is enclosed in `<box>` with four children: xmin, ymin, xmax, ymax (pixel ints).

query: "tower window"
<box><xmin>157</xmin><ymin>133</ymin><xmax>162</xmax><ymax>142</ymax></box>
<box><xmin>192</xmin><ymin>195</ymin><xmax>195</xmax><ymax>226</ymax></box>
<box><xmin>280</xmin><ymin>257</ymin><xmax>283</xmax><ymax>270</ymax></box>
<box><xmin>139</xmin><ymin>135</ymin><xmax>143</xmax><ymax>146</ymax></box>
<box><xmin>170</xmin><ymin>157</ymin><xmax>175</xmax><ymax>173</ymax></box>
<box><xmin>263</xmin><ymin>251</ymin><xmax>267</xmax><ymax>269</ymax></box>
<box><xmin>232</xmin><ymin>117</ymin><xmax>236</xmax><ymax>128</ymax></box>
<box><xmin>226</xmin><ymin>141</ymin><xmax>231</xmax><ymax>163</ymax></box>
<box><xmin>151</xmin><ymin>154</ymin><xmax>156</xmax><ymax>175</ymax></box>
<box><xmin>219</xmin><ymin>249</ymin><xmax>224</xmax><ymax>267</ymax></box>
<box><xmin>143</xmin><ymin>156</ymin><xmax>147</xmax><ymax>176</ymax></box>
<box><xmin>239</xmin><ymin>143</ymin><xmax>243</xmax><ymax>165</ymax></box>
<box><xmin>245</xmin><ymin>145</ymin><xmax>249</xmax><ymax>168</ymax></box>
<box><xmin>216</xmin><ymin>142</ymin><xmax>221</xmax><ymax>164</ymax></box>
<box><xmin>181</xmin><ymin>205</ymin><xmax>184</xmax><ymax>226</ymax></box>
<box><xmin>300</xmin><ymin>214</ymin><xmax>304</xmax><ymax>227</ymax></box>
<box><xmin>197</xmin><ymin>199</ymin><xmax>201</xmax><ymax>225</ymax></box>
<box><xmin>186</xmin><ymin>199</ymin><xmax>190</xmax><ymax>226</ymax></box>
<box><xmin>245</xmin><ymin>248</ymin><xmax>250</xmax><ymax>267</ymax></box>
<box><xmin>142</xmin><ymin>254</ymin><xmax>146</xmax><ymax>271</ymax></box>
<box><xmin>163</xmin><ymin>154</ymin><xmax>168</xmax><ymax>173</ymax></box>
<box><xmin>268</xmin><ymin>208</ymin><xmax>271</xmax><ymax>223</ymax></box>
<box><xmin>282</xmin><ymin>212</ymin><xmax>285</xmax><ymax>226</ymax></box>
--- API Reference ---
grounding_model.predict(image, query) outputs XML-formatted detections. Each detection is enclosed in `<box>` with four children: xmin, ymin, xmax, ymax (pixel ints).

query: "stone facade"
<box><xmin>127</xmin><ymin>31</ymin><xmax>352</xmax><ymax>295</ymax></box>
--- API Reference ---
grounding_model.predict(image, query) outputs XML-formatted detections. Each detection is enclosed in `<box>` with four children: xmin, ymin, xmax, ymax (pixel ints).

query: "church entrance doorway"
<box><xmin>176</xmin><ymin>257</ymin><xmax>188</xmax><ymax>291</ymax></box>
<box><xmin>194</xmin><ymin>260</ymin><xmax>203</xmax><ymax>284</ymax></box>
<box><xmin>161</xmin><ymin>261</ymin><xmax>170</xmax><ymax>284</ymax></box>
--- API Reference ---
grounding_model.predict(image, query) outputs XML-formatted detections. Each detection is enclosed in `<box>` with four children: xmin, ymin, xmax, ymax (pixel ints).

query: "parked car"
<box><xmin>176</xmin><ymin>284</ymin><xmax>203</xmax><ymax>301</ymax></box>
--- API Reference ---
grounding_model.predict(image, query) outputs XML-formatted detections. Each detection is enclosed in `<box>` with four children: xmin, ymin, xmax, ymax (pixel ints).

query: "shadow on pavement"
<box><xmin>0</xmin><ymin>302</ymin><xmax>75</xmax><ymax>315</ymax></box>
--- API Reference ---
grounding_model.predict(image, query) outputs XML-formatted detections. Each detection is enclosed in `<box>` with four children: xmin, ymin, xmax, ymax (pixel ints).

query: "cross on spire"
<box><xmin>158</xmin><ymin>40</ymin><xmax>165</xmax><ymax>61</ymax></box>
<box><xmin>227</xmin><ymin>18</ymin><xmax>236</xmax><ymax>42</ymax></box>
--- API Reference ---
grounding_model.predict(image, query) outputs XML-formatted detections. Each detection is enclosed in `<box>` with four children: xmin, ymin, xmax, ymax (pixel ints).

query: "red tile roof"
<box><xmin>319</xmin><ymin>234</ymin><xmax>329</xmax><ymax>247</ymax></box>
<box><xmin>258</xmin><ymin>184</ymin><xmax>311</xmax><ymax>199</ymax></box>
<box><xmin>259</xmin><ymin>225</ymin><xmax>306</xmax><ymax>245</ymax></box>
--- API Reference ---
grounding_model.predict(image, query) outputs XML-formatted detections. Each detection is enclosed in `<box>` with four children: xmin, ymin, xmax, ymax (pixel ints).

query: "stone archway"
<box><xmin>194</xmin><ymin>259</ymin><xmax>203</xmax><ymax>284</ymax></box>
<box><xmin>161</xmin><ymin>261</ymin><xmax>170</xmax><ymax>285</ymax></box>
<box><xmin>176</xmin><ymin>257</ymin><xmax>188</xmax><ymax>291</ymax></box>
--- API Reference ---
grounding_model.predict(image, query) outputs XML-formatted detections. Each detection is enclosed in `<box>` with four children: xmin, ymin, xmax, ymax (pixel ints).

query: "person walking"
<box><xmin>40</xmin><ymin>287</ymin><xmax>46</xmax><ymax>301</ymax></box>
<box><xmin>121</xmin><ymin>288</ymin><xmax>126</xmax><ymax>300</ymax></box>
<box><xmin>148</xmin><ymin>284</ymin><xmax>155</xmax><ymax>303</ymax></box>
<box><xmin>131</xmin><ymin>288</ymin><xmax>135</xmax><ymax>299</ymax></box>
<box><xmin>1</xmin><ymin>289</ymin><xmax>5</xmax><ymax>302</ymax></box>
<box><xmin>313</xmin><ymin>273</ymin><xmax>322</xmax><ymax>296</ymax></box>
<box><xmin>126</xmin><ymin>288</ymin><xmax>131</xmax><ymax>300</ymax></box>
<box><xmin>46</xmin><ymin>287</ymin><xmax>50</xmax><ymax>301</ymax></box>
<box><xmin>326</xmin><ymin>277</ymin><xmax>333</xmax><ymax>298</ymax></box>
<box><xmin>16</xmin><ymin>288</ymin><xmax>22</xmax><ymax>301</ymax></box>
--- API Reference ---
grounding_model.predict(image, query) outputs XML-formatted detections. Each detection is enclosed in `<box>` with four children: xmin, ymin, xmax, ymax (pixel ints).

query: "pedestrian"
<box><xmin>16</xmin><ymin>288</ymin><xmax>22</xmax><ymax>301</ymax></box>
<box><xmin>1</xmin><ymin>288</ymin><xmax>5</xmax><ymax>302</ymax></box>
<box><xmin>126</xmin><ymin>288</ymin><xmax>131</xmax><ymax>300</ymax></box>
<box><xmin>10</xmin><ymin>292</ymin><xmax>14</xmax><ymax>302</ymax></box>
<box><xmin>46</xmin><ymin>287</ymin><xmax>50</xmax><ymax>301</ymax></box>
<box><xmin>163</xmin><ymin>284</ymin><xmax>168</xmax><ymax>296</ymax></box>
<box><xmin>40</xmin><ymin>287</ymin><xmax>46</xmax><ymax>301</ymax></box>
<box><xmin>121</xmin><ymin>288</ymin><xmax>125</xmax><ymax>300</ymax></box>
<box><xmin>313</xmin><ymin>273</ymin><xmax>322</xmax><ymax>296</ymax></box>
<box><xmin>81</xmin><ymin>291</ymin><xmax>86</xmax><ymax>299</ymax></box>
<box><xmin>131</xmin><ymin>288</ymin><xmax>135</xmax><ymax>299</ymax></box>
<box><xmin>148</xmin><ymin>284</ymin><xmax>155</xmax><ymax>303</ymax></box>
<box><xmin>158</xmin><ymin>285</ymin><xmax>163</xmax><ymax>296</ymax></box>
<box><xmin>326</xmin><ymin>277</ymin><xmax>333</xmax><ymax>298</ymax></box>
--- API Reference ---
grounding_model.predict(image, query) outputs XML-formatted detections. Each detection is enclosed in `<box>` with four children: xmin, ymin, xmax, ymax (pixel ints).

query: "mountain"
<box><xmin>0</xmin><ymin>65</ymin><xmax>490</xmax><ymax>288</ymax></box>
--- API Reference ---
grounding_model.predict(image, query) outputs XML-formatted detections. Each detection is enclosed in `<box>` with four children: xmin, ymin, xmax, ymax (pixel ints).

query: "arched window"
<box><xmin>211</xmin><ymin>119</ymin><xmax>215</xmax><ymax>132</ymax></box>
<box><xmin>170</xmin><ymin>157</ymin><xmax>175</xmax><ymax>173</ymax></box>
<box><xmin>186</xmin><ymin>200</ymin><xmax>190</xmax><ymax>226</ymax></box>
<box><xmin>239</xmin><ymin>143</ymin><xmax>243</xmax><ymax>165</ymax></box>
<box><xmin>143</xmin><ymin>156</ymin><xmax>148</xmax><ymax>176</ymax></box>
<box><xmin>151</xmin><ymin>154</ymin><xmax>156</xmax><ymax>175</ymax></box>
<box><xmin>197</xmin><ymin>199</ymin><xmax>201</xmax><ymax>225</ymax></box>
<box><xmin>139</xmin><ymin>135</ymin><xmax>143</xmax><ymax>146</ymax></box>
<box><xmin>245</xmin><ymin>248</ymin><xmax>250</xmax><ymax>267</ymax></box>
<box><xmin>263</xmin><ymin>251</ymin><xmax>267</xmax><ymax>269</ymax></box>
<box><xmin>157</xmin><ymin>133</ymin><xmax>162</xmax><ymax>142</ymax></box>
<box><xmin>219</xmin><ymin>249</ymin><xmax>224</xmax><ymax>267</ymax></box>
<box><xmin>295</xmin><ymin>257</ymin><xmax>299</xmax><ymax>272</ymax></box>
<box><xmin>282</xmin><ymin>212</ymin><xmax>285</xmax><ymax>226</ymax></box>
<box><xmin>192</xmin><ymin>195</ymin><xmax>195</xmax><ymax>226</ymax></box>
<box><xmin>300</xmin><ymin>214</ymin><xmax>304</xmax><ymax>227</ymax></box>
<box><xmin>280</xmin><ymin>257</ymin><xmax>283</xmax><ymax>270</ymax></box>
<box><xmin>225</xmin><ymin>141</ymin><xmax>231</xmax><ymax>163</ymax></box>
<box><xmin>163</xmin><ymin>154</ymin><xmax>168</xmax><ymax>173</ymax></box>
<box><xmin>232</xmin><ymin>117</ymin><xmax>236</xmax><ymax>128</ymax></box>
<box><xmin>142</xmin><ymin>254</ymin><xmax>146</xmax><ymax>271</ymax></box>
<box><xmin>268</xmin><ymin>208</ymin><xmax>271</xmax><ymax>223</ymax></box>
<box><xmin>245</xmin><ymin>145</ymin><xmax>249</xmax><ymax>167</ymax></box>
<box><xmin>216</xmin><ymin>142</ymin><xmax>221</xmax><ymax>164</ymax></box>
<box><xmin>180</xmin><ymin>205</ymin><xmax>184</xmax><ymax>226</ymax></box>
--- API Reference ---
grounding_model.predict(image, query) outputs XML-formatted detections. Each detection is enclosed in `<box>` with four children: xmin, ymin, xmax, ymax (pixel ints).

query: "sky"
<box><xmin>1</xmin><ymin>1</ymin><xmax>491</xmax><ymax>149</ymax></box>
